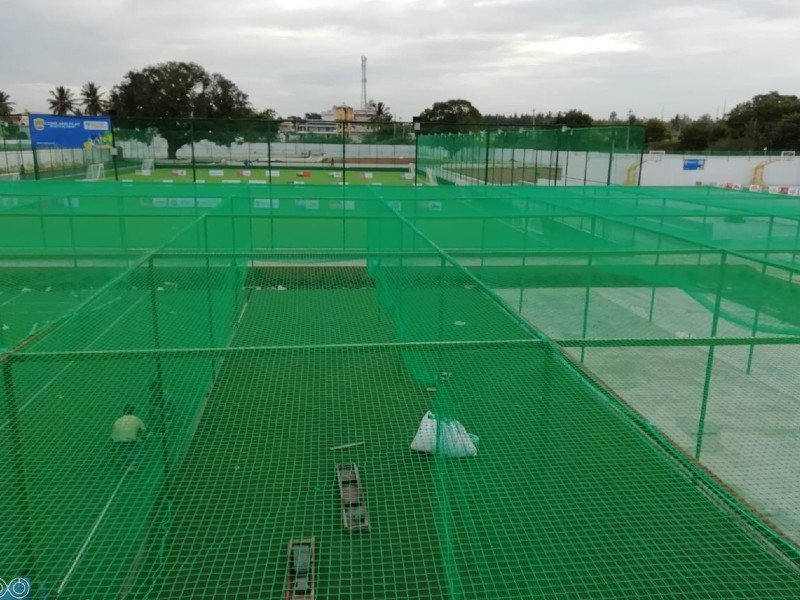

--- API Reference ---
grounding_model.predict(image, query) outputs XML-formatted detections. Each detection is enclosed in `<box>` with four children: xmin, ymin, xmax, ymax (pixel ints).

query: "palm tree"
<box><xmin>370</xmin><ymin>101</ymin><xmax>392</xmax><ymax>123</ymax></box>
<box><xmin>0</xmin><ymin>90</ymin><xmax>14</xmax><ymax>116</ymax></box>
<box><xmin>47</xmin><ymin>86</ymin><xmax>77</xmax><ymax>116</ymax></box>
<box><xmin>80</xmin><ymin>82</ymin><xmax>105</xmax><ymax>116</ymax></box>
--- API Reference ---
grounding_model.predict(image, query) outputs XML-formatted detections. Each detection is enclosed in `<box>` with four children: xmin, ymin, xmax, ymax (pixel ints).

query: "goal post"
<box><xmin>83</xmin><ymin>163</ymin><xmax>105</xmax><ymax>181</ymax></box>
<box><xmin>136</xmin><ymin>158</ymin><xmax>154</xmax><ymax>176</ymax></box>
<box><xmin>780</xmin><ymin>150</ymin><xmax>796</xmax><ymax>161</ymax></box>
<box><xmin>648</xmin><ymin>150</ymin><xmax>666</xmax><ymax>162</ymax></box>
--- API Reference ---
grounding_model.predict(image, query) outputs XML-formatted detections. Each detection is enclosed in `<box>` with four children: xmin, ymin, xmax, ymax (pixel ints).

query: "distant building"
<box><xmin>282</xmin><ymin>102</ymin><xmax>378</xmax><ymax>141</ymax></box>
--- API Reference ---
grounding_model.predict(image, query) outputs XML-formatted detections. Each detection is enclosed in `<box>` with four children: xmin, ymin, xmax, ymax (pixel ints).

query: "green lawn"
<box><xmin>113</xmin><ymin>166</ymin><xmax>422</xmax><ymax>186</ymax></box>
<box><xmin>122</xmin><ymin>271</ymin><xmax>800</xmax><ymax>599</ymax></box>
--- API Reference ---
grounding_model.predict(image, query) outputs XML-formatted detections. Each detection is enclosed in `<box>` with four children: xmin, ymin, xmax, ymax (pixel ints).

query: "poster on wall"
<box><xmin>28</xmin><ymin>114</ymin><xmax>113</xmax><ymax>149</ymax></box>
<box><xmin>683</xmin><ymin>158</ymin><xmax>706</xmax><ymax>171</ymax></box>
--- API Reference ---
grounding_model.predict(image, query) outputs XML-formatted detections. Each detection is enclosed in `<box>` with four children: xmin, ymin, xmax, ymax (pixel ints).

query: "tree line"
<box><xmin>1</xmin><ymin>62</ymin><xmax>798</xmax><ymax>153</ymax></box>
<box><xmin>419</xmin><ymin>95</ymin><xmax>800</xmax><ymax>152</ymax></box>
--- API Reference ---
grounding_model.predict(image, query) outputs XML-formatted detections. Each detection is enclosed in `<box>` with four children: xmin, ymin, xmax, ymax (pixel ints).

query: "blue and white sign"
<box><xmin>28</xmin><ymin>114</ymin><xmax>112</xmax><ymax>149</ymax></box>
<box><xmin>683</xmin><ymin>158</ymin><xmax>706</xmax><ymax>171</ymax></box>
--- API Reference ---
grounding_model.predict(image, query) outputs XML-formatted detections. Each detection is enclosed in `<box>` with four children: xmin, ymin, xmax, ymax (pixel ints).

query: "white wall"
<box><xmin>633</xmin><ymin>154</ymin><xmax>800</xmax><ymax>187</ymax></box>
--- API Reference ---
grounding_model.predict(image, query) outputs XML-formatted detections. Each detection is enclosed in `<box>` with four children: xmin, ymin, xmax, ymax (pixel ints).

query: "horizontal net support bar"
<box><xmin>8</xmin><ymin>334</ymin><xmax>800</xmax><ymax>364</ymax></box>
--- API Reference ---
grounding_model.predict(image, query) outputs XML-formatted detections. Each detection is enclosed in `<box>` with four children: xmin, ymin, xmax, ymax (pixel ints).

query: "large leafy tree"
<box><xmin>725</xmin><ymin>92</ymin><xmax>800</xmax><ymax>150</ymax></box>
<box><xmin>644</xmin><ymin>118</ymin><xmax>671</xmax><ymax>146</ymax></box>
<box><xmin>107</xmin><ymin>61</ymin><xmax>254</xmax><ymax>158</ymax></box>
<box><xmin>554</xmin><ymin>109</ymin><xmax>593</xmax><ymax>128</ymax></box>
<box><xmin>48</xmin><ymin>86</ymin><xmax>78</xmax><ymax>116</ymax></box>
<box><xmin>80</xmin><ymin>82</ymin><xmax>105</xmax><ymax>116</ymax></box>
<box><xmin>418</xmin><ymin>99</ymin><xmax>482</xmax><ymax>133</ymax></box>
<box><xmin>0</xmin><ymin>90</ymin><xmax>13</xmax><ymax>116</ymax></box>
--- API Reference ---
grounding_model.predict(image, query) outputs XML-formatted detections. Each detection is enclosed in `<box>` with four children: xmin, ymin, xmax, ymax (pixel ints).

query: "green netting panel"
<box><xmin>1</xmin><ymin>180</ymin><xmax>800</xmax><ymax>599</ymax></box>
<box><xmin>416</xmin><ymin>126</ymin><xmax>645</xmax><ymax>186</ymax></box>
<box><xmin>109</xmin><ymin>117</ymin><xmax>418</xmax><ymax>186</ymax></box>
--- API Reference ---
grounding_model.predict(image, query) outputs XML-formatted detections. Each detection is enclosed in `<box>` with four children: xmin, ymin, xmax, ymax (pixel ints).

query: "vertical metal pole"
<box><xmin>765</xmin><ymin>216</ymin><xmax>775</xmax><ymax>261</ymax></box>
<box><xmin>580</xmin><ymin>251</ymin><xmax>594</xmax><ymax>363</ymax></box>
<box><xmin>189</xmin><ymin>118</ymin><xmax>197</xmax><ymax>183</ymax></box>
<box><xmin>509</xmin><ymin>143</ymin><xmax>516</xmax><ymax>185</ymax></box>
<box><xmin>32</xmin><ymin>144</ymin><xmax>40</xmax><ymax>180</ymax></box>
<box><xmin>517</xmin><ymin>213</ymin><xmax>529</xmax><ymax>313</ymax></box>
<box><xmin>341</xmin><ymin>124</ymin><xmax>347</xmax><ymax>184</ymax></box>
<box><xmin>583</xmin><ymin>150</ymin><xmax>589</xmax><ymax>186</ymax></box>
<box><xmin>68</xmin><ymin>213</ymin><xmax>78</xmax><ymax>268</ymax></box>
<box><xmin>533</xmin><ymin>150</ymin><xmax>538</xmax><ymax>185</ymax></box>
<box><xmin>110</xmin><ymin>117</ymin><xmax>120</xmax><ymax>181</ymax></box>
<box><xmin>203</xmin><ymin>217</ymin><xmax>216</xmax><ymax>347</ymax></box>
<box><xmin>695</xmin><ymin>251</ymin><xmax>727</xmax><ymax>460</ymax></box>
<box><xmin>147</xmin><ymin>256</ymin><xmax>162</xmax><ymax>350</ymax></box>
<box><xmin>147</xmin><ymin>256</ymin><xmax>172</xmax><ymax>482</ymax></box>
<box><xmin>483</xmin><ymin>130</ymin><xmax>491</xmax><ymax>185</ymax></box>
<box><xmin>790</xmin><ymin>219</ymin><xmax>800</xmax><ymax>283</ymax></box>
<box><xmin>413</xmin><ymin>127</ymin><xmax>420</xmax><ymax>187</ymax></box>
<box><xmin>3</xmin><ymin>357</ymin><xmax>39</xmax><ymax>579</ymax></box>
<box><xmin>636</xmin><ymin>146</ymin><xmax>645</xmax><ymax>186</ymax></box>
<box><xmin>267</xmin><ymin>121</ymin><xmax>273</xmax><ymax>185</ymax></box>
<box><xmin>37</xmin><ymin>199</ymin><xmax>47</xmax><ymax>248</ymax></box>
<box><xmin>746</xmin><ymin>262</ymin><xmax>768</xmax><ymax>374</ymax></box>
<box><xmin>606</xmin><ymin>137</ymin><xmax>615</xmax><ymax>186</ymax></box>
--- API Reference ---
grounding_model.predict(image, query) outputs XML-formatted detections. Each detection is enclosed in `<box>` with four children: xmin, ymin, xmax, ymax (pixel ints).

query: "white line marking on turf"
<box><xmin>89</xmin><ymin>296</ymin><xmax>122</xmax><ymax>312</ymax></box>
<box><xmin>0</xmin><ymin>290</ymin><xmax>26</xmax><ymax>307</ymax></box>
<box><xmin>57</xmin><ymin>470</ymin><xmax>130</xmax><ymax>595</ymax></box>
<box><xmin>28</xmin><ymin>322</ymin><xmax>39</xmax><ymax>336</ymax></box>
<box><xmin>0</xmin><ymin>293</ymin><xmax>149</xmax><ymax>433</ymax></box>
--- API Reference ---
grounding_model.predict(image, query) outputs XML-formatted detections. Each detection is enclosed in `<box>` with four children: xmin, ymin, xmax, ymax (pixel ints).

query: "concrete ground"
<box><xmin>496</xmin><ymin>284</ymin><xmax>800</xmax><ymax>543</ymax></box>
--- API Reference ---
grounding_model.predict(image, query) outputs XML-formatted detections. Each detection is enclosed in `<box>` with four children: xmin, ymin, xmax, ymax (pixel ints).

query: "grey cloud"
<box><xmin>1</xmin><ymin>0</ymin><xmax>798</xmax><ymax>119</ymax></box>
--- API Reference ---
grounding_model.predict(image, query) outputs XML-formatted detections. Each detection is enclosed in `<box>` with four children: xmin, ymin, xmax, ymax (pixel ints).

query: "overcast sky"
<box><xmin>2</xmin><ymin>0</ymin><xmax>799</xmax><ymax>121</ymax></box>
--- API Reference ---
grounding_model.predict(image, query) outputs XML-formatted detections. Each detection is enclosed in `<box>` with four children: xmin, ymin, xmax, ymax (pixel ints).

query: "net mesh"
<box><xmin>416</xmin><ymin>126</ymin><xmax>646</xmax><ymax>186</ymax></box>
<box><xmin>0</xmin><ymin>180</ymin><xmax>799</xmax><ymax>599</ymax></box>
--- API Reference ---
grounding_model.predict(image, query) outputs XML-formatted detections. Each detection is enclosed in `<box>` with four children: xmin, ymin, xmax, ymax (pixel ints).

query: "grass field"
<box><xmin>112</xmin><ymin>166</ymin><xmax>421</xmax><ymax>186</ymax></box>
<box><xmin>3</xmin><ymin>184</ymin><xmax>800</xmax><ymax>599</ymax></box>
<box><xmin>3</xmin><ymin>262</ymin><xmax>800</xmax><ymax>599</ymax></box>
<box><xmin>116</xmin><ymin>269</ymin><xmax>800</xmax><ymax>599</ymax></box>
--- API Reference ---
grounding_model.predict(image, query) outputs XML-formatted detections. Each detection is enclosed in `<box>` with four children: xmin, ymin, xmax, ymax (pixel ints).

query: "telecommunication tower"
<box><xmin>360</xmin><ymin>56</ymin><xmax>368</xmax><ymax>110</ymax></box>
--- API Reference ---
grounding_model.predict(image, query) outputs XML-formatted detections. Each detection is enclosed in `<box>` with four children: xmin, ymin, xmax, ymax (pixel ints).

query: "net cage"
<box><xmin>0</xmin><ymin>180</ymin><xmax>799</xmax><ymax>599</ymax></box>
<box><xmin>110</xmin><ymin>116</ymin><xmax>418</xmax><ymax>186</ymax></box>
<box><xmin>5</xmin><ymin>116</ymin><xmax>644</xmax><ymax>188</ymax></box>
<box><xmin>415</xmin><ymin>126</ymin><xmax>646</xmax><ymax>186</ymax></box>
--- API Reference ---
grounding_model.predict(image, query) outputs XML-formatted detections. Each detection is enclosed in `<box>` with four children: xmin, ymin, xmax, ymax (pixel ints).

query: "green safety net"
<box><xmin>416</xmin><ymin>126</ymin><xmax>645</xmax><ymax>186</ymax></box>
<box><xmin>0</xmin><ymin>180</ymin><xmax>799</xmax><ymax>599</ymax></box>
<box><xmin>3</xmin><ymin>117</ymin><xmax>642</xmax><ymax>188</ymax></box>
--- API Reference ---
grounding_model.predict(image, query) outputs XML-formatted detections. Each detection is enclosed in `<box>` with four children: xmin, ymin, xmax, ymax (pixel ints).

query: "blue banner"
<box><xmin>29</xmin><ymin>114</ymin><xmax>112</xmax><ymax>149</ymax></box>
<box><xmin>683</xmin><ymin>158</ymin><xmax>706</xmax><ymax>171</ymax></box>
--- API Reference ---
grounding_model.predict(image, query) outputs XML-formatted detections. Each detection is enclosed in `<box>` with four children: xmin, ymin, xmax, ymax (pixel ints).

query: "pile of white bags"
<box><xmin>410</xmin><ymin>411</ymin><xmax>479</xmax><ymax>458</ymax></box>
